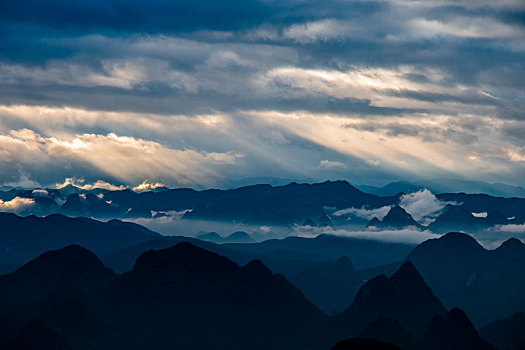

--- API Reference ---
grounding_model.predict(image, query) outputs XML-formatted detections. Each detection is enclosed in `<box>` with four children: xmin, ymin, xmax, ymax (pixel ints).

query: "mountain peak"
<box><xmin>133</xmin><ymin>242</ymin><xmax>240</xmax><ymax>275</ymax></box>
<box><xmin>243</xmin><ymin>259</ymin><xmax>272</xmax><ymax>277</ymax></box>
<box><xmin>496</xmin><ymin>237</ymin><xmax>525</xmax><ymax>252</ymax></box>
<box><xmin>16</xmin><ymin>245</ymin><xmax>107</xmax><ymax>275</ymax></box>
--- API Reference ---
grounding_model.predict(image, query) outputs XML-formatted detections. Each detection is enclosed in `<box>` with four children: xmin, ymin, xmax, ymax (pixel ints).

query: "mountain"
<box><xmin>367</xmin><ymin>206</ymin><xmax>423</xmax><ymax>230</ymax></box>
<box><xmin>404</xmin><ymin>232</ymin><xmax>525</xmax><ymax>326</ymax></box>
<box><xmin>196</xmin><ymin>231</ymin><xmax>223</xmax><ymax>243</ymax></box>
<box><xmin>0</xmin><ymin>213</ymin><xmax>159</xmax><ymax>269</ymax></box>
<box><xmin>336</xmin><ymin>261</ymin><xmax>446</xmax><ymax>336</ymax></box>
<box><xmin>359</xmin><ymin>179</ymin><xmax>525</xmax><ymax>198</ymax></box>
<box><xmin>84</xmin><ymin>242</ymin><xmax>330</xmax><ymax>350</ymax></box>
<box><xmin>421</xmin><ymin>308</ymin><xmax>497</xmax><ymax>350</ymax></box>
<box><xmin>222</xmin><ymin>234</ymin><xmax>415</xmax><ymax>270</ymax></box>
<box><xmin>357</xmin><ymin>317</ymin><xmax>418</xmax><ymax>350</ymax></box>
<box><xmin>181</xmin><ymin>181</ymin><xmax>396</xmax><ymax>225</ymax></box>
<box><xmin>427</xmin><ymin>205</ymin><xmax>488</xmax><ymax>233</ymax></box>
<box><xmin>480</xmin><ymin>312</ymin><xmax>525</xmax><ymax>350</ymax></box>
<box><xmin>0</xmin><ymin>245</ymin><xmax>116</xmax><ymax>314</ymax></box>
<box><xmin>102</xmin><ymin>234</ymin><xmax>407</xmax><ymax>314</ymax></box>
<box><xmin>288</xmin><ymin>256</ymin><xmax>361</xmax><ymax>314</ymax></box>
<box><xmin>224</xmin><ymin>231</ymin><xmax>254</xmax><ymax>243</ymax></box>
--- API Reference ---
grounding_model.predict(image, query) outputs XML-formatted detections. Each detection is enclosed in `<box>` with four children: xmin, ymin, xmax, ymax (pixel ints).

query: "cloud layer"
<box><xmin>0</xmin><ymin>0</ymin><xmax>524</xmax><ymax>187</ymax></box>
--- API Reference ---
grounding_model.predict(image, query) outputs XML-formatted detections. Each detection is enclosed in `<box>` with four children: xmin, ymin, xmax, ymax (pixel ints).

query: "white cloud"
<box><xmin>133</xmin><ymin>181</ymin><xmax>165</xmax><ymax>192</ymax></box>
<box><xmin>0</xmin><ymin>129</ymin><xmax>244</xmax><ymax>187</ymax></box>
<box><xmin>56</xmin><ymin>178</ymin><xmax>126</xmax><ymax>191</ymax></box>
<box><xmin>283</xmin><ymin>19</ymin><xmax>355</xmax><ymax>44</ymax></box>
<box><xmin>32</xmin><ymin>189</ymin><xmax>49</xmax><ymax>197</ymax></box>
<box><xmin>319</xmin><ymin>160</ymin><xmax>347</xmax><ymax>170</ymax></box>
<box><xmin>292</xmin><ymin>225</ymin><xmax>440</xmax><ymax>244</ymax></box>
<box><xmin>399</xmin><ymin>189</ymin><xmax>451</xmax><ymax>224</ymax></box>
<box><xmin>332</xmin><ymin>206</ymin><xmax>392</xmax><ymax>221</ymax></box>
<box><xmin>472</xmin><ymin>212</ymin><xmax>488</xmax><ymax>218</ymax></box>
<box><xmin>0</xmin><ymin>197</ymin><xmax>36</xmax><ymax>214</ymax></box>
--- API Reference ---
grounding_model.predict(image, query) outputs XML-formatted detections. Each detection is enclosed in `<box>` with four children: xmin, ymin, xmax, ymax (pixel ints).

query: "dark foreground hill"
<box><xmin>404</xmin><ymin>232</ymin><xmax>525</xmax><ymax>326</ymax></box>
<box><xmin>0</xmin><ymin>242</ymin><xmax>499</xmax><ymax>350</ymax></box>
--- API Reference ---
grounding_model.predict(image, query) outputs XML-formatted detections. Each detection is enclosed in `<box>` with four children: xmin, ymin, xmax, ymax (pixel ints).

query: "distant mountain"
<box><xmin>480</xmin><ymin>312</ymin><xmax>525</xmax><ymax>350</ymax></box>
<box><xmin>0</xmin><ymin>213</ymin><xmax>159</xmax><ymax>268</ymax></box>
<box><xmin>3</xmin><ymin>180</ymin><xmax>525</xmax><ymax>231</ymax></box>
<box><xmin>336</xmin><ymin>261</ymin><xmax>446</xmax><ymax>336</ymax></box>
<box><xmin>224</xmin><ymin>231</ymin><xmax>254</xmax><ymax>243</ymax></box>
<box><xmin>288</xmin><ymin>256</ymin><xmax>361</xmax><ymax>314</ymax></box>
<box><xmin>405</xmin><ymin>232</ymin><xmax>525</xmax><ymax>326</ymax></box>
<box><xmin>359</xmin><ymin>179</ymin><xmax>525</xmax><ymax>198</ymax></box>
<box><xmin>196</xmin><ymin>231</ymin><xmax>223</xmax><ymax>243</ymax></box>
<box><xmin>222</xmin><ymin>234</ymin><xmax>415</xmax><ymax>270</ymax></box>
<box><xmin>367</xmin><ymin>206</ymin><xmax>423</xmax><ymax>230</ymax></box>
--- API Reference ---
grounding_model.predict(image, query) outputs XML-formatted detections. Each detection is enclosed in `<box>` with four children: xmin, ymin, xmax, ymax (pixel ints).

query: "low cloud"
<box><xmin>133</xmin><ymin>181</ymin><xmax>166</xmax><ymax>192</ymax></box>
<box><xmin>0</xmin><ymin>197</ymin><xmax>36</xmax><ymax>214</ymax></box>
<box><xmin>333</xmin><ymin>206</ymin><xmax>392</xmax><ymax>221</ymax></box>
<box><xmin>292</xmin><ymin>225</ymin><xmax>440</xmax><ymax>244</ymax></box>
<box><xmin>399</xmin><ymin>189</ymin><xmax>451</xmax><ymax>224</ymax></box>
<box><xmin>57</xmin><ymin>178</ymin><xmax>126</xmax><ymax>191</ymax></box>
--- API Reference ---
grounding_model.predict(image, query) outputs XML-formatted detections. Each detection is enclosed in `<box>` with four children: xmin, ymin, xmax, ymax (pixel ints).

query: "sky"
<box><xmin>0</xmin><ymin>0</ymin><xmax>524</xmax><ymax>189</ymax></box>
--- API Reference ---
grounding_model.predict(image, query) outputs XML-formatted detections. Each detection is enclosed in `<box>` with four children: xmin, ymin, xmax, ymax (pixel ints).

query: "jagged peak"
<box><xmin>447</xmin><ymin>307</ymin><xmax>477</xmax><ymax>333</ymax></box>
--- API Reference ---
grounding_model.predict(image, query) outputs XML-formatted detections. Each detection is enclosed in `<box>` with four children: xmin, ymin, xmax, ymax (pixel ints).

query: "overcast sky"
<box><xmin>0</xmin><ymin>0</ymin><xmax>524</xmax><ymax>189</ymax></box>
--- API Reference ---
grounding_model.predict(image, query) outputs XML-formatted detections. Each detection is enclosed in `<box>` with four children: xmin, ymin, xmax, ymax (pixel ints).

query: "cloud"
<box><xmin>0</xmin><ymin>129</ymin><xmax>244</xmax><ymax>187</ymax></box>
<box><xmin>332</xmin><ymin>206</ymin><xmax>392</xmax><ymax>221</ymax></box>
<box><xmin>319</xmin><ymin>160</ymin><xmax>347</xmax><ymax>170</ymax></box>
<box><xmin>0</xmin><ymin>197</ymin><xmax>36</xmax><ymax>214</ymax></box>
<box><xmin>398</xmin><ymin>189</ymin><xmax>451</xmax><ymax>224</ymax></box>
<box><xmin>133</xmin><ymin>181</ymin><xmax>165</xmax><ymax>192</ymax></box>
<box><xmin>490</xmin><ymin>224</ymin><xmax>525</xmax><ymax>233</ymax></box>
<box><xmin>292</xmin><ymin>225</ymin><xmax>440</xmax><ymax>244</ymax></box>
<box><xmin>32</xmin><ymin>189</ymin><xmax>49</xmax><ymax>197</ymax></box>
<box><xmin>56</xmin><ymin>178</ymin><xmax>126</xmax><ymax>191</ymax></box>
<box><xmin>0</xmin><ymin>0</ymin><xmax>524</xmax><ymax>188</ymax></box>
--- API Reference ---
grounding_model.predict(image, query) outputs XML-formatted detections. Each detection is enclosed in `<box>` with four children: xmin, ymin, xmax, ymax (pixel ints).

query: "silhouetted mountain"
<box><xmin>336</xmin><ymin>261</ymin><xmax>446</xmax><ymax>336</ymax></box>
<box><xmin>421</xmin><ymin>308</ymin><xmax>497</xmax><ymax>350</ymax></box>
<box><xmin>427</xmin><ymin>205</ymin><xmax>486</xmax><ymax>233</ymax></box>
<box><xmin>480</xmin><ymin>312</ymin><xmax>525</xmax><ymax>350</ymax></box>
<box><xmin>360</xmin><ymin>179</ymin><xmax>525</xmax><ymax>198</ymax></box>
<box><xmin>358</xmin><ymin>317</ymin><xmax>418</xmax><ymax>350</ymax></box>
<box><xmin>0</xmin><ymin>245</ymin><xmax>115</xmax><ymax>314</ymax></box>
<box><xmin>367</xmin><ymin>206</ymin><xmax>423</xmax><ymax>230</ymax></box>
<box><xmin>59</xmin><ymin>194</ymin><xmax>87</xmax><ymax>217</ymax></box>
<box><xmin>331</xmin><ymin>338</ymin><xmax>402</xmax><ymax>350</ymax></box>
<box><xmin>224</xmin><ymin>231</ymin><xmax>254</xmax><ymax>243</ymax></box>
<box><xmin>87</xmin><ymin>242</ymin><xmax>329</xmax><ymax>350</ymax></box>
<box><xmin>196</xmin><ymin>231</ymin><xmax>223</xmax><ymax>243</ymax></box>
<box><xmin>0</xmin><ymin>213</ymin><xmax>159</xmax><ymax>268</ymax></box>
<box><xmin>288</xmin><ymin>256</ymin><xmax>361</xmax><ymax>314</ymax></box>
<box><xmin>405</xmin><ymin>232</ymin><xmax>525</xmax><ymax>326</ymax></box>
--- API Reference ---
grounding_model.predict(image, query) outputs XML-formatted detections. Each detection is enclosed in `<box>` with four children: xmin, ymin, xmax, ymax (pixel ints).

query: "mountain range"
<box><xmin>0</xmin><ymin>241</ymin><xmax>506</xmax><ymax>350</ymax></box>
